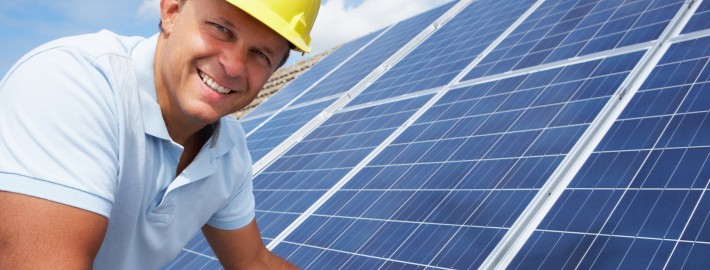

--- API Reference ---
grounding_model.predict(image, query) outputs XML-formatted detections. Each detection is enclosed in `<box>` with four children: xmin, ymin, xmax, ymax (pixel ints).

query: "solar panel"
<box><xmin>163</xmin><ymin>0</ymin><xmax>708</xmax><ymax>268</ymax></box>
<box><xmin>291</xmin><ymin>2</ymin><xmax>455</xmax><ymax>106</ymax></box>
<box><xmin>464</xmin><ymin>0</ymin><xmax>684</xmax><ymax>80</ymax></box>
<box><xmin>272</xmin><ymin>50</ymin><xmax>646</xmax><ymax>269</ymax></box>
<box><xmin>508</xmin><ymin>34</ymin><xmax>710</xmax><ymax>270</ymax></box>
<box><xmin>347</xmin><ymin>0</ymin><xmax>538</xmax><ymax>107</ymax></box>
<box><xmin>247</xmin><ymin>100</ymin><xmax>332</xmax><ymax>161</ymax></box>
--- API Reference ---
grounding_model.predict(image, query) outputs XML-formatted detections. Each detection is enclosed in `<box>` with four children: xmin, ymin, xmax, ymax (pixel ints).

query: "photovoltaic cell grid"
<box><xmin>346</xmin><ymin>0</ymin><xmax>537</xmax><ymax>107</ymax></box>
<box><xmin>240</xmin><ymin>113</ymin><xmax>269</xmax><ymax>134</ymax></box>
<box><xmin>271</xmin><ymin>51</ymin><xmax>646</xmax><ymax>269</ymax></box>
<box><xmin>252</xmin><ymin>95</ymin><xmax>433</xmax><ymax>242</ymax></box>
<box><xmin>291</xmin><ymin>2</ymin><xmax>454</xmax><ymax>106</ymax></box>
<box><xmin>509</xmin><ymin>36</ymin><xmax>710</xmax><ymax>269</ymax></box>
<box><xmin>682</xmin><ymin>0</ymin><xmax>710</xmax><ymax>34</ymax></box>
<box><xmin>246</xmin><ymin>100</ymin><xmax>332</xmax><ymax>162</ymax></box>
<box><xmin>464</xmin><ymin>0</ymin><xmax>684</xmax><ymax>81</ymax></box>
<box><xmin>244</xmin><ymin>29</ymin><xmax>383</xmax><ymax>117</ymax></box>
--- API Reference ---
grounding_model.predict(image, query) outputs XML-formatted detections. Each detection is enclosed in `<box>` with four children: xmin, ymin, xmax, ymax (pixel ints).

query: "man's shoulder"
<box><xmin>35</xmin><ymin>30</ymin><xmax>146</xmax><ymax>60</ymax></box>
<box><xmin>6</xmin><ymin>30</ymin><xmax>147</xmax><ymax>76</ymax></box>
<box><xmin>2</xmin><ymin>30</ymin><xmax>154</xmax><ymax>103</ymax></box>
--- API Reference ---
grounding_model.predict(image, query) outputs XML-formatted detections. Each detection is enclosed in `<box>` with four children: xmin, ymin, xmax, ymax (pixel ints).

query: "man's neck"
<box><xmin>176</xmin><ymin>124</ymin><xmax>213</xmax><ymax>175</ymax></box>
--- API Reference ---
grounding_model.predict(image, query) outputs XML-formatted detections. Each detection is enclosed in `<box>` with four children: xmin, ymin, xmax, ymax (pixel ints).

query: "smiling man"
<box><xmin>0</xmin><ymin>0</ymin><xmax>319</xmax><ymax>269</ymax></box>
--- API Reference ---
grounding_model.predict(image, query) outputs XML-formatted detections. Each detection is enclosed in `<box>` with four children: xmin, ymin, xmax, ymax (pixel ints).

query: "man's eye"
<box><xmin>210</xmin><ymin>22</ymin><xmax>228</xmax><ymax>33</ymax></box>
<box><xmin>253</xmin><ymin>50</ymin><xmax>272</xmax><ymax>66</ymax></box>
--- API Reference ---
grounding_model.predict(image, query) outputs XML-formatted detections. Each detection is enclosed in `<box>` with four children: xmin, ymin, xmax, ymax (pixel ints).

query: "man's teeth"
<box><xmin>200</xmin><ymin>71</ymin><xmax>233</xmax><ymax>94</ymax></box>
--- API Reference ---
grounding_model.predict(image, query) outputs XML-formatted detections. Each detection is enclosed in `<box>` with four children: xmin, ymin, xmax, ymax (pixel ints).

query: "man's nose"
<box><xmin>220</xmin><ymin>48</ymin><xmax>248</xmax><ymax>78</ymax></box>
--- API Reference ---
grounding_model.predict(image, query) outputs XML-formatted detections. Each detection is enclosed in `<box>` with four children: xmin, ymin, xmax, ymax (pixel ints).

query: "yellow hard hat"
<box><xmin>225</xmin><ymin>0</ymin><xmax>320</xmax><ymax>53</ymax></box>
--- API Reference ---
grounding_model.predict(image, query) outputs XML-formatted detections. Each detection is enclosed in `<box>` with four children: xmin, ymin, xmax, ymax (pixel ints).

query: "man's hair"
<box><xmin>157</xmin><ymin>0</ymin><xmax>291</xmax><ymax>68</ymax></box>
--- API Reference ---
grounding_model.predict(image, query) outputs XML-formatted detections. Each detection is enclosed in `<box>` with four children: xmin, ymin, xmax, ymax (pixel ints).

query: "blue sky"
<box><xmin>0</xmin><ymin>0</ymin><xmax>157</xmax><ymax>75</ymax></box>
<box><xmin>0</xmin><ymin>0</ymin><xmax>450</xmax><ymax>76</ymax></box>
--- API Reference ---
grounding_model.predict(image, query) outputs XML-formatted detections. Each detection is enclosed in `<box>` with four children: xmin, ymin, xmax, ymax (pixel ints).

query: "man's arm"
<box><xmin>203</xmin><ymin>219</ymin><xmax>297</xmax><ymax>269</ymax></box>
<box><xmin>0</xmin><ymin>191</ymin><xmax>108</xmax><ymax>269</ymax></box>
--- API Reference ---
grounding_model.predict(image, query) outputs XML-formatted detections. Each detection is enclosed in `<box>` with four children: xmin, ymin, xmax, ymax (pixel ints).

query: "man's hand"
<box><xmin>203</xmin><ymin>219</ymin><xmax>298</xmax><ymax>269</ymax></box>
<box><xmin>0</xmin><ymin>191</ymin><xmax>108</xmax><ymax>269</ymax></box>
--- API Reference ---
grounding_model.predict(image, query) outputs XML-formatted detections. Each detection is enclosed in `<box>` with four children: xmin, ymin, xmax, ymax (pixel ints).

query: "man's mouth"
<box><xmin>199</xmin><ymin>71</ymin><xmax>234</xmax><ymax>94</ymax></box>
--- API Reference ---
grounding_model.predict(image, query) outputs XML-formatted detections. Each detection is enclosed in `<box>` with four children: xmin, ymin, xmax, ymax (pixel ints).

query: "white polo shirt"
<box><xmin>0</xmin><ymin>30</ymin><xmax>255</xmax><ymax>269</ymax></box>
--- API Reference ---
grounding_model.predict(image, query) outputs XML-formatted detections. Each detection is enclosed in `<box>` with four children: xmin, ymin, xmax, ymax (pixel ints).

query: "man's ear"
<box><xmin>160</xmin><ymin>0</ymin><xmax>182</xmax><ymax>34</ymax></box>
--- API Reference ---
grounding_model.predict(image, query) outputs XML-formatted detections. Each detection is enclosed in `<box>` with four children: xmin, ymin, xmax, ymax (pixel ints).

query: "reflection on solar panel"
<box><xmin>166</xmin><ymin>0</ymin><xmax>709</xmax><ymax>269</ymax></box>
<box><xmin>292</xmin><ymin>2</ymin><xmax>456</xmax><ymax>106</ymax></box>
<box><xmin>240</xmin><ymin>114</ymin><xmax>269</xmax><ymax>134</ymax></box>
<box><xmin>274</xmin><ymin>50</ymin><xmax>645</xmax><ymax>269</ymax></box>
<box><xmin>254</xmin><ymin>95</ymin><xmax>434</xmax><ymax>241</ymax></box>
<box><xmin>683</xmin><ymin>0</ymin><xmax>710</xmax><ymax>34</ymax></box>
<box><xmin>247</xmin><ymin>100</ymin><xmax>332</xmax><ymax>161</ymax></box>
<box><xmin>347</xmin><ymin>0</ymin><xmax>537</xmax><ymax>106</ymax></box>
<box><xmin>465</xmin><ymin>0</ymin><xmax>683</xmax><ymax>80</ymax></box>
<box><xmin>508</xmin><ymin>34</ymin><xmax>710</xmax><ymax>270</ymax></box>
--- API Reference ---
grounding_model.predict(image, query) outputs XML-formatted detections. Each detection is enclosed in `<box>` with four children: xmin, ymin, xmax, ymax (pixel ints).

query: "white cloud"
<box><xmin>310</xmin><ymin>0</ymin><xmax>452</xmax><ymax>54</ymax></box>
<box><xmin>138</xmin><ymin>0</ymin><xmax>160</xmax><ymax>21</ymax></box>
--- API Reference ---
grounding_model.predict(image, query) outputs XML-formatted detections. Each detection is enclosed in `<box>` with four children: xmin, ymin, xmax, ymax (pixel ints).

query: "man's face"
<box><xmin>156</xmin><ymin>0</ymin><xmax>289</xmax><ymax>126</ymax></box>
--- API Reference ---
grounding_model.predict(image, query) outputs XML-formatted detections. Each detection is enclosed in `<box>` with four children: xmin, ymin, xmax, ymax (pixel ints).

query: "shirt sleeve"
<box><xmin>206</xmin><ymin>177</ymin><xmax>256</xmax><ymax>230</ymax></box>
<box><xmin>206</xmin><ymin>120</ymin><xmax>256</xmax><ymax>230</ymax></box>
<box><xmin>0</xmin><ymin>47</ymin><xmax>120</xmax><ymax>218</ymax></box>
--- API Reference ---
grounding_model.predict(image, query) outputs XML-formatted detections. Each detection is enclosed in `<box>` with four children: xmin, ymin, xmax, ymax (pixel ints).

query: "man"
<box><xmin>0</xmin><ymin>0</ymin><xmax>319</xmax><ymax>268</ymax></box>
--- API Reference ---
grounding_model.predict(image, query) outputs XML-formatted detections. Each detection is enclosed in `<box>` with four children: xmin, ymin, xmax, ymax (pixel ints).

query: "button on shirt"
<box><xmin>0</xmin><ymin>30</ymin><xmax>255</xmax><ymax>269</ymax></box>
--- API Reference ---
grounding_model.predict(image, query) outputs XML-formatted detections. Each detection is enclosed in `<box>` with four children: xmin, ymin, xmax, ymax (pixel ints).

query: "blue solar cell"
<box><xmin>255</xmin><ymin>211</ymin><xmax>300</xmax><ymax>239</ymax></box>
<box><xmin>465</xmin><ymin>0</ymin><xmax>684</xmax><ymax>80</ymax></box>
<box><xmin>510</xmin><ymin>36</ymin><xmax>710</xmax><ymax>269</ymax></box>
<box><xmin>682</xmin><ymin>0</ymin><xmax>710</xmax><ymax>34</ymax></box>
<box><xmin>683</xmin><ymin>194</ymin><xmax>710</xmax><ymax>242</ymax></box>
<box><xmin>390</xmin><ymin>224</ymin><xmax>459</xmax><ymax>264</ymax></box>
<box><xmin>291</xmin><ymin>2</ymin><xmax>454</xmax><ymax>105</ymax></box>
<box><xmin>246</xmin><ymin>100</ymin><xmax>331</xmax><ymax>161</ymax></box>
<box><xmin>667</xmin><ymin>241</ymin><xmax>710</xmax><ymax>269</ymax></box>
<box><xmin>510</xmin><ymin>232</ymin><xmax>576</xmax><ymax>268</ymax></box>
<box><xmin>285</xmin><ymin>216</ymin><xmax>353</xmax><ymax>247</ymax></box>
<box><xmin>301</xmin><ymin>249</ymin><xmax>352</xmax><ymax>269</ymax></box>
<box><xmin>429</xmin><ymin>227</ymin><xmax>506</xmax><ymax>269</ymax></box>
<box><xmin>239</xmin><ymin>113</ymin><xmax>270</xmax><ymax>134</ymax></box>
<box><xmin>247</xmin><ymin>29</ymin><xmax>384</xmax><ymax>116</ymax></box>
<box><xmin>347</xmin><ymin>0</ymin><xmax>537</xmax><ymax>106</ymax></box>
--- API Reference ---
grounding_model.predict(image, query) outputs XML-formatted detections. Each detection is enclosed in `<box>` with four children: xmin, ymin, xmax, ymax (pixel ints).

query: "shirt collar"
<box><xmin>132</xmin><ymin>33</ymin><xmax>170</xmax><ymax>141</ymax></box>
